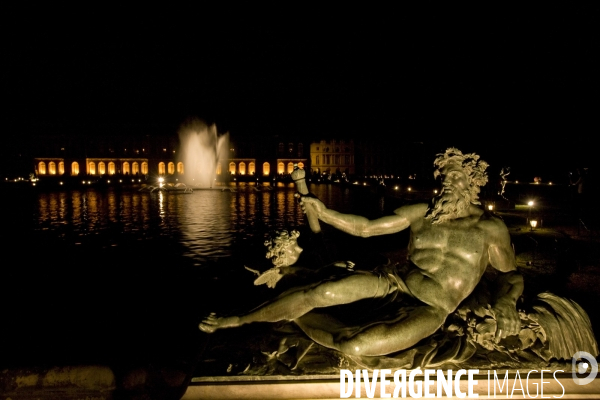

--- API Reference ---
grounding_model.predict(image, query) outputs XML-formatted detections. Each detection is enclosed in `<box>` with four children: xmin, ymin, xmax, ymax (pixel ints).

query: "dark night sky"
<box><xmin>3</xmin><ymin>5</ymin><xmax>599</xmax><ymax>179</ymax></box>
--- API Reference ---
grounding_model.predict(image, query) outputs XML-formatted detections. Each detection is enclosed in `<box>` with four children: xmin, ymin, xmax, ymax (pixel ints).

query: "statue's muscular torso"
<box><xmin>306</xmin><ymin>197</ymin><xmax>516</xmax><ymax>315</ymax></box>
<box><xmin>399</xmin><ymin>203</ymin><xmax>515</xmax><ymax>313</ymax></box>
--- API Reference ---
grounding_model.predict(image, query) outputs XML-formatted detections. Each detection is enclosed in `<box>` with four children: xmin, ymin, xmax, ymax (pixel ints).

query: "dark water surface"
<box><xmin>1</xmin><ymin>182</ymin><xmax>402</xmax><ymax>368</ymax></box>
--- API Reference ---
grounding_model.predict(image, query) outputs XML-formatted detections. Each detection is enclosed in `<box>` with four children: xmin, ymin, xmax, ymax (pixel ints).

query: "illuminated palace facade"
<box><xmin>29</xmin><ymin>129</ymin><xmax>432</xmax><ymax>184</ymax></box>
<box><xmin>32</xmin><ymin>133</ymin><xmax>171</xmax><ymax>181</ymax></box>
<box><xmin>310</xmin><ymin>138</ymin><xmax>432</xmax><ymax>179</ymax></box>
<box><xmin>226</xmin><ymin>135</ymin><xmax>309</xmax><ymax>178</ymax></box>
<box><xmin>31</xmin><ymin>132</ymin><xmax>310</xmax><ymax>182</ymax></box>
<box><xmin>310</xmin><ymin>139</ymin><xmax>355</xmax><ymax>176</ymax></box>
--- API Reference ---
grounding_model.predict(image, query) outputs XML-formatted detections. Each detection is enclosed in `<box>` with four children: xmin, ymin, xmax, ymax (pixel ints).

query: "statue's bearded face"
<box><xmin>425</xmin><ymin>165</ymin><xmax>472</xmax><ymax>224</ymax></box>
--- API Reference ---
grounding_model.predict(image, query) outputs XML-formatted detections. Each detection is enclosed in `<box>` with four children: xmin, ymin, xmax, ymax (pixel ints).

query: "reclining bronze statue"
<box><xmin>199</xmin><ymin>148</ymin><xmax>597</xmax><ymax>372</ymax></box>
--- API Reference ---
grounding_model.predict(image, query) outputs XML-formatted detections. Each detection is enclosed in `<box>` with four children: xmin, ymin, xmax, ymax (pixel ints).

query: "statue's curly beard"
<box><xmin>425</xmin><ymin>186</ymin><xmax>472</xmax><ymax>224</ymax></box>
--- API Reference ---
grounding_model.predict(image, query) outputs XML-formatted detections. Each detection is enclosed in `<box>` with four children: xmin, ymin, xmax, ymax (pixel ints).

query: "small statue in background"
<box><xmin>499</xmin><ymin>166</ymin><xmax>510</xmax><ymax>198</ymax></box>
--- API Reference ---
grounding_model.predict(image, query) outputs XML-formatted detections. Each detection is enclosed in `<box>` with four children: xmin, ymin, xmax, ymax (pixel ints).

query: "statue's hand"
<box><xmin>492</xmin><ymin>297</ymin><xmax>520</xmax><ymax>343</ymax></box>
<box><xmin>297</xmin><ymin>195</ymin><xmax>325</xmax><ymax>217</ymax></box>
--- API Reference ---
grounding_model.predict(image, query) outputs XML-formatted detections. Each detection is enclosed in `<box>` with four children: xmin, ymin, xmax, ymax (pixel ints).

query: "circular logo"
<box><xmin>572</xmin><ymin>351</ymin><xmax>598</xmax><ymax>385</ymax></box>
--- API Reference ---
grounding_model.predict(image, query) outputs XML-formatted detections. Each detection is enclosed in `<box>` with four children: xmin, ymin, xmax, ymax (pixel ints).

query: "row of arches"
<box><xmin>157</xmin><ymin>161</ymin><xmax>305</xmax><ymax>176</ymax></box>
<box><xmin>226</xmin><ymin>161</ymin><xmax>304</xmax><ymax>175</ymax></box>
<box><xmin>89</xmin><ymin>161</ymin><xmax>150</xmax><ymax>175</ymax></box>
<box><xmin>37</xmin><ymin>161</ymin><xmax>150</xmax><ymax>176</ymax></box>
<box><xmin>37</xmin><ymin>160</ymin><xmax>305</xmax><ymax>177</ymax></box>
<box><xmin>38</xmin><ymin>161</ymin><xmax>65</xmax><ymax>175</ymax></box>
<box><xmin>157</xmin><ymin>162</ymin><xmax>184</xmax><ymax>175</ymax></box>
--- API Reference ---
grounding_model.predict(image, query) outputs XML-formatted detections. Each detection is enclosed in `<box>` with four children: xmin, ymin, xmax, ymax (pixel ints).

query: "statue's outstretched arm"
<box><xmin>300</xmin><ymin>197</ymin><xmax>422</xmax><ymax>237</ymax></box>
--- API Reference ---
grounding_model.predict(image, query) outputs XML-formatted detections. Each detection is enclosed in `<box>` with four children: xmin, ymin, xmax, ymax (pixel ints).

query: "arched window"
<box><xmin>71</xmin><ymin>162</ymin><xmax>79</xmax><ymax>175</ymax></box>
<box><xmin>248</xmin><ymin>162</ymin><xmax>255</xmax><ymax>175</ymax></box>
<box><xmin>287</xmin><ymin>162</ymin><xmax>294</xmax><ymax>174</ymax></box>
<box><xmin>132</xmin><ymin>162</ymin><xmax>139</xmax><ymax>175</ymax></box>
<box><xmin>277</xmin><ymin>162</ymin><xmax>284</xmax><ymax>174</ymax></box>
<box><xmin>297</xmin><ymin>162</ymin><xmax>304</xmax><ymax>169</ymax></box>
<box><xmin>48</xmin><ymin>162</ymin><xmax>56</xmax><ymax>175</ymax></box>
<box><xmin>108</xmin><ymin>162</ymin><xmax>115</xmax><ymax>175</ymax></box>
<box><xmin>177</xmin><ymin>162</ymin><xmax>184</xmax><ymax>174</ymax></box>
<box><xmin>38</xmin><ymin>162</ymin><xmax>46</xmax><ymax>175</ymax></box>
<box><xmin>278</xmin><ymin>143</ymin><xmax>284</xmax><ymax>153</ymax></box>
<box><xmin>123</xmin><ymin>162</ymin><xmax>130</xmax><ymax>175</ymax></box>
<box><xmin>89</xmin><ymin>162</ymin><xmax>96</xmax><ymax>175</ymax></box>
<box><xmin>58</xmin><ymin>162</ymin><xmax>64</xmax><ymax>175</ymax></box>
<box><xmin>239</xmin><ymin>162</ymin><xmax>246</xmax><ymax>175</ymax></box>
<box><xmin>168</xmin><ymin>162</ymin><xmax>175</xmax><ymax>174</ymax></box>
<box><xmin>262</xmin><ymin>162</ymin><xmax>270</xmax><ymax>176</ymax></box>
<box><xmin>158</xmin><ymin>162</ymin><xmax>166</xmax><ymax>175</ymax></box>
<box><xmin>98</xmin><ymin>162</ymin><xmax>106</xmax><ymax>175</ymax></box>
<box><xmin>316</xmin><ymin>156</ymin><xmax>319</xmax><ymax>165</ymax></box>
<box><xmin>229</xmin><ymin>162</ymin><xmax>236</xmax><ymax>174</ymax></box>
<box><xmin>141</xmin><ymin>162</ymin><xmax>148</xmax><ymax>175</ymax></box>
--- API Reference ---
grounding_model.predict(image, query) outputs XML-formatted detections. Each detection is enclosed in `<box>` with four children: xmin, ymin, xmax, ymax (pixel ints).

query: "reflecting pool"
<box><xmin>2</xmin><ymin>182</ymin><xmax>397</xmax><ymax>367</ymax></box>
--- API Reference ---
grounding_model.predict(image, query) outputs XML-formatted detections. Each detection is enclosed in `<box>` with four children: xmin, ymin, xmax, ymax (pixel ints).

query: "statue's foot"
<box><xmin>199</xmin><ymin>313</ymin><xmax>239</xmax><ymax>333</ymax></box>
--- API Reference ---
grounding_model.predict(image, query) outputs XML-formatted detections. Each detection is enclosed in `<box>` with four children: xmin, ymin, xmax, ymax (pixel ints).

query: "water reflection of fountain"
<box><xmin>178</xmin><ymin>120</ymin><xmax>229</xmax><ymax>188</ymax></box>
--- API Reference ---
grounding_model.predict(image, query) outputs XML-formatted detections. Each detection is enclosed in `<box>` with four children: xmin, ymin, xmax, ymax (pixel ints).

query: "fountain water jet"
<box><xmin>178</xmin><ymin>121</ymin><xmax>229</xmax><ymax>188</ymax></box>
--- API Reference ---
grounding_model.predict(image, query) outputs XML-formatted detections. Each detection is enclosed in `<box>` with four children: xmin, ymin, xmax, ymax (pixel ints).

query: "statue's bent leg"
<box><xmin>297</xmin><ymin>305</ymin><xmax>448</xmax><ymax>357</ymax></box>
<box><xmin>236</xmin><ymin>273</ymin><xmax>388</xmax><ymax>327</ymax></box>
<box><xmin>200</xmin><ymin>273</ymin><xmax>391</xmax><ymax>333</ymax></box>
